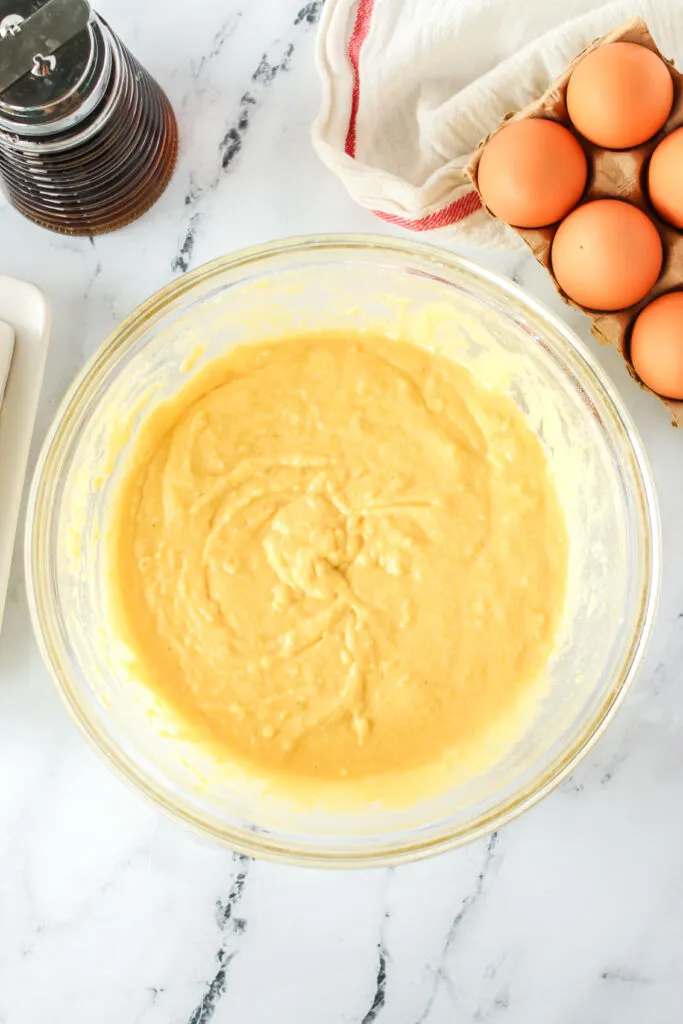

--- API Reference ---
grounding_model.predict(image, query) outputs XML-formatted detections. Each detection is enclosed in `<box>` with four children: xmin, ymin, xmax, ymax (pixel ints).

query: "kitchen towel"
<box><xmin>312</xmin><ymin>0</ymin><xmax>683</xmax><ymax>248</ymax></box>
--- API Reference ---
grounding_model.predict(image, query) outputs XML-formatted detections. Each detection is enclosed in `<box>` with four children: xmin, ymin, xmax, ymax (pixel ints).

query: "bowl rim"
<box><xmin>25</xmin><ymin>232</ymin><xmax>662</xmax><ymax>867</ymax></box>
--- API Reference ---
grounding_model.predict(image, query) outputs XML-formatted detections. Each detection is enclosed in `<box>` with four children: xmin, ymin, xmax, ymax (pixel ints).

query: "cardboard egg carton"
<box><xmin>466</xmin><ymin>17</ymin><xmax>683</xmax><ymax>426</ymax></box>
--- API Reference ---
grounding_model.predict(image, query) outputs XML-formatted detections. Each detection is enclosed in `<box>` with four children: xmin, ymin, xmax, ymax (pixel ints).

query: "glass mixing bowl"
<box><xmin>26</xmin><ymin>235</ymin><xmax>660</xmax><ymax>866</ymax></box>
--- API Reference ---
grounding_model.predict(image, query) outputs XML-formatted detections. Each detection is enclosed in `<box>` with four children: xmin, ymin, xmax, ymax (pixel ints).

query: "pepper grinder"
<box><xmin>0</xmin><ymin>0</ymin><xmax>178</xmax><ymax>235</ymax></box>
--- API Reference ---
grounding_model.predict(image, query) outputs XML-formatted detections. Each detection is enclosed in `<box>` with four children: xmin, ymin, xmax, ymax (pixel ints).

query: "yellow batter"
<box><xmin>107</xmin><ymin>332</ymin><xmax>567</xmax><ymax>799</ymax></box>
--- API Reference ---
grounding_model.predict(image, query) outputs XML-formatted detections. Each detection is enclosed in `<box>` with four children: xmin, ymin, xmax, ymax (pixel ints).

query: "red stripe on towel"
<box><xmin>344</xmin><ymin>0</ymin><xmax>482</xmax><ymax>228</ymax></box>
<box><xmin>344</xmin><ymin>0</ymin><xmax>375</xmax><ymax>158</ymax></box>
<box><xmin>372</xmin><ymin>190</ymin><xmax>483</xmax><ymax>230</ymax></box>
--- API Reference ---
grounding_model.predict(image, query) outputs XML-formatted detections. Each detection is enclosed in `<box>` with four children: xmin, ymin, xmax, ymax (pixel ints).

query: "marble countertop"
<box><xmin>1</xmin><ymin>2</ymin><xmax>683</xmax><ymax>1022</ymax></box>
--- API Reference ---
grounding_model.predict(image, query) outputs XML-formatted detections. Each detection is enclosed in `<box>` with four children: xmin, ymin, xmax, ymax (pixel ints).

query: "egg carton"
<box><xmin>466</xmin><ymin>16</ymin><xmax>683</xmax><ymax>427</ymax></box>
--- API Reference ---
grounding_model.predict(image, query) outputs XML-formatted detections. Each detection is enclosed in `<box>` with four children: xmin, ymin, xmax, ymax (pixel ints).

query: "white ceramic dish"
<box><xmin>0</xmin><ymin>277</ymin><xmax>50</xmax><ymax>631</ymax></box>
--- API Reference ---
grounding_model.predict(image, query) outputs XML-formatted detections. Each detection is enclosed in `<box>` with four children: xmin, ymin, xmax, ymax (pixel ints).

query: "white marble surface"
<box><xmin>1</xmin><ymin>2</ymin><xmax>683</xmax><ymax>1022</ymax></box>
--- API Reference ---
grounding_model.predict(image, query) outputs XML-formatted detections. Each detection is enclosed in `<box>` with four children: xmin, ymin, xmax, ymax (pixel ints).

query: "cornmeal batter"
<box><xmin>107</xmin><ymin>333</ymin><xmax>568</xmax><ymax>795</ymax></box>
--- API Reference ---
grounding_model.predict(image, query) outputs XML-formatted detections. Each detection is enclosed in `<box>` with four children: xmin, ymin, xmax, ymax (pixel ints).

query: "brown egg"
<box><xmin>648</xmin><ymin>127</ymin><xmax>683</xmax><ymax>229</ymax></box>
<box><xmin>631</xmin><ymin>291</ymin><xmax>683</xmax><ymax>399</ymax></box>
<box><xmin>477</xmin><ymin>119</ymin><xmax>587</xmax><ymax>228</ymax></box>
<box><xmin>566</xmin><ymin>42</ymin><xmax>673</xmax><ymax>149</ymax></box>
<box><xmin>551</xmin><ymin>200</ymin><xmax>662</xmax><ymax>311</ymax></box>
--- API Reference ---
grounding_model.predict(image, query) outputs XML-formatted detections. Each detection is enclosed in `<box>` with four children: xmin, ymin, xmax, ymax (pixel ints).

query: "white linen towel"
<box><xmin>312</xmin><ymin>0</ymin><xmax>683</xmax><ymax>247</ymax></box>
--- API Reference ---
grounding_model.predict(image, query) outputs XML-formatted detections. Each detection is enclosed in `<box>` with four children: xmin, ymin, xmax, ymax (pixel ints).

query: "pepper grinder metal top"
<box><xmin>0</xmin><ymin>0</ymin><xmax>178</xmax><ymax>235</ymax></box>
